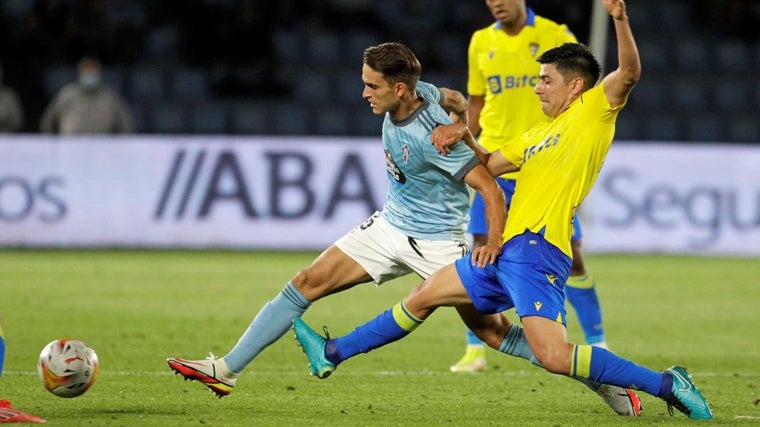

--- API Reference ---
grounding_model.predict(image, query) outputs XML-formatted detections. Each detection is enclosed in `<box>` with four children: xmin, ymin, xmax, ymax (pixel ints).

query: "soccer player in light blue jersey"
<box><xmin>166</xmin><ymin>42</ymin><xmax>506</xmax><ymax>398</ymax></box>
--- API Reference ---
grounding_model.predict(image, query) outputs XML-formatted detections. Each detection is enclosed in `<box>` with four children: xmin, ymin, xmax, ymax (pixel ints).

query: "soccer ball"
<box><xmin>37</xmin><ymin>338</ymin><xmax>99</xmax><ymax>398</ymax></box>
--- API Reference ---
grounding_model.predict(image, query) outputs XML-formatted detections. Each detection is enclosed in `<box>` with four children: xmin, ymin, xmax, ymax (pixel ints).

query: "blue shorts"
<box><xmin>455</xmin><ymin>231</ymin><xmax>571</xmax><ymax>324</ymax></box>
<box><xmin>468</xmin><ymin>178</ymin><xmax>583</xmax><ymax>241</ymax></box>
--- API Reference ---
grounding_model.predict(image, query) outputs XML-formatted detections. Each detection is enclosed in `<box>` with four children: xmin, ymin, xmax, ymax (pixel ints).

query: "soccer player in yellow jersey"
<box><xmin>294</xmin><ymin>0</ymin><xmax>713</xmax><ymax>419</ymax></box>
<box><xmin>453</xmin><ymin>0</ymin><xmax>609</xmax><ymax>373</ymax></box>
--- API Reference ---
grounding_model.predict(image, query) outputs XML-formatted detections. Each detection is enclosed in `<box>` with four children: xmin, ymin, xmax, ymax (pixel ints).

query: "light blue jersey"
<box><xmin>380</xmin><ymin>81</ymin><xmax>480</xmax><ymax>241</ymax></box>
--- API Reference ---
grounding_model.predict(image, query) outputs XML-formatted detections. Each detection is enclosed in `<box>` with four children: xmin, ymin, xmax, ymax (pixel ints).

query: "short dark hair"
<box><xmin>363</xmin><ymin>42</ymin><xmax>421</xmax><ymax>89</ymax></box>
<box><xmin>537</xmin><ymin>43</ymin><xmax>601</xmax><ymax>91</ymax></box>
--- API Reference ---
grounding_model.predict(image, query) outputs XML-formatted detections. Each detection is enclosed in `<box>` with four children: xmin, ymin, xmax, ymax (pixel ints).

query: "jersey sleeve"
<box><xmin>497</xmin><ymin>135</ymin><xmax>525</xmax><ymax>169</ymax></box>
<box><xmin>589</xmin><ymin>82</ymin><xmax>625</xmax><ymax>124</ymax></box>
<box><xmin>423</xmin><ymin>135</ymin><xmax>479</xmax><ymax>181</ymax></box>
<box><xmin>416</xmin><ymin>81</ymin><xmax>443</xmax><ymax>105</ymax></box>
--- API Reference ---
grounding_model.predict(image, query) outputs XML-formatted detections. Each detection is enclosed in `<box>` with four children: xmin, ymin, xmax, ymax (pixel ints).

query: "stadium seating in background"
<box><xmin>189</xmin><ymin>102</ymin><xmax>228</xmax><ymax>135</ymax></box>
<box><xmin>728</xmin><ymin>117</ymin><xmax>760</xmax><ymax>143</ymax></box>
<box><xmin>713</xmin><ymin>40</ymin><xmax>750</xmax><ymax>72</ymax></box>
<box><xmin>292</xmin><ymin>71</ymin><xmax>332</xmax><ymax>102</ymax></box>
<box><xmin>313</xmin><ymin>105</ymin><xmax>349</xmax><ymax>136</ymax></box>
<box><xmin>150</xmin><ymin>103</ymin><xmax>187</xmax><ymax>134</ymax></box>
<box><xmin>272</xmin><ymin>29</ymin><xmax>302</xmax><ymax>66</ymax></box>
<box><xmin>272</xmin><ymin>103</ymin><xmax>309</xmax><ymax>135</ymax></box>
<box><xmin>614</xmin><ymin>114</ymin><xmax>639</xmax><ymax>141</ymax></box>
<box><xmin>25</xmin><ymin>0</ymin><xmax>760</xmax><ymax>142</ymax></box>
<box><xmin>674</xmin><ymin>40</ymin><xmax>711</xmax><ymax>71</ymax></box>
<box><xmin>128</xmin><ymin>67</ymin><xmax>167</xmax><ymax>102</ymax></box>
<box><xmin>43</xmin><ymin>66</ymin><xmax>76</xmax><ymax>97</ymax></box>
<box><xmin>642</xmin><ymin>113</ymin><xmax>683</xmax><ymax>141</ymax></box>
<box><xmin>230</xmin><ymin>102</ymin><xmax>270</xmax><ymax>135</ymax></box>
<box><xmin>713</xmin><ymin>79</ymin><xmax>748</xmax><ymax>112</ymax></box>
<box><xmin>686</xmin><ymin>113</ymin><xmax>723</xmax><ymax>142</ymax></box>
<box><xmin>673</xmin><ymin>80</ymin><xmax>709</xmax><ymax>112</ymax></box>
<box><xmin>169</xmin><ymin>68</ymin><xmax>209</xmax><ymax>102</ymax></box>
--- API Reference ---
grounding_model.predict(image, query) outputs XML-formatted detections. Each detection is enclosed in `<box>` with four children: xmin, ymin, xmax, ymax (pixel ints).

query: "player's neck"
<box><xmin>392</xmin><ymin>94</ymin><xmax>423</xmax><ymax>121</ymax></box>
<box><xmin>500</xmin><ymin>13</ymin><xmax>527</xmax><ymax>36</ymax></box>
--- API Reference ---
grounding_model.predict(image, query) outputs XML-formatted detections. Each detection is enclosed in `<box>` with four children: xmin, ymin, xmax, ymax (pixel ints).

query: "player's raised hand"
<box><xmin>604</xmin><ymin>0</ymin><xmax>627</xmax><ymax>20</ymax></box>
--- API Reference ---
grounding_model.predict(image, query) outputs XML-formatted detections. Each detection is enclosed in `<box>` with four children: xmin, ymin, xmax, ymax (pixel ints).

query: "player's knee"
<box><xmin>291</xmin><ymin>268</ymin><xmax>326</xmax><ymax>295</ymax></box>
<box><xmin>470</xmin><ymin>315</ymin><xmax>511</xmax><ymax>349</ymax></box>
<box><xmin>531</xmin><ymin>345</ymin><xmax>571</xmax><ymax>375</ymax></box>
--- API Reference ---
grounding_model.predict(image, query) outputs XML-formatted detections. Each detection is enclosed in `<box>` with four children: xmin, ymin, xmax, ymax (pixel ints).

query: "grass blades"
<box><xmin>1</xmin><ymin>250</ymin><xmax>758</xmax><ymax>426</ymax></box>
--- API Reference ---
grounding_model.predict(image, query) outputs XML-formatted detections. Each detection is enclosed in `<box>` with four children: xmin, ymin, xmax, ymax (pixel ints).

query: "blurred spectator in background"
<box><xmin>40</xmin><ymin>57</ymin><xmax>133</xmax><ymax>134</ymax></box>
<box><xmin>0</xmin><ymin>64</ymin><xmax>24</xmax><ymax>133</ymax></box>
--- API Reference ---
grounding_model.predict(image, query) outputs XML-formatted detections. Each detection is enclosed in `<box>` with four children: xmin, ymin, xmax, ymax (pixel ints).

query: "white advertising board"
<box><xmin>1</xmin><ymin>137</ymin><xmax>759</xmax><ymax>255</ymax></box>
<box><xmin>0</xmin><ymin>136</ymin><xmax>386</xmax><ymax>249</ymax></box>
<box><xmin>581</xmin><ymin>142</ymin><xmax>760</xmax><ymax>256</ymax></box>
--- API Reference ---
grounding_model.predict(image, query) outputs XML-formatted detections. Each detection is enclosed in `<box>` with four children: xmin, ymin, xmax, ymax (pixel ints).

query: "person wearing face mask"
<box><xmin>40</xmin><ymin>57</ymin><xmax>133</xmax><ymax>134</ymax></box>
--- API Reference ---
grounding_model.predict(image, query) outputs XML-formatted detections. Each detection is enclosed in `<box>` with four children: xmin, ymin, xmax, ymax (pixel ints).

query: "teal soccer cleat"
<box><xmin>292</xmin><ymin>317</ymin><xmax>336</xmax><ymax>379</ymax></box>
<box><xmin>662</xmin><ymin>366</ymin><xmax>713</xmax><ymax>420</ymax></box>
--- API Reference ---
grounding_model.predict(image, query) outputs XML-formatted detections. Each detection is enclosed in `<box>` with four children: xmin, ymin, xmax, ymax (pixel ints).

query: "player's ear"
<box><xmin>394</xmin><ymin>82</ymin><xmax>407</xmax><ymax>97</ymax></box>
<box><xmin>571</xmin><ymin>77</ymin><xmax>585</xmax><ymax>95</ymax></box>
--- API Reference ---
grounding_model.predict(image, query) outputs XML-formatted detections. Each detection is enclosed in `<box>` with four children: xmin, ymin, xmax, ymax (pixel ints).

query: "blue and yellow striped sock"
<box><xmin>499</xmin><ymin>325</ymin><xmax>618</xmax><ymax>394</ymax></box>
<box><xmin>565</xmin><ymin>274</ymin><xmax>605</xmax><ymax>345</ymax></box>
<box><xmin>570</xmin><ymin>344</ymin><xmax>665</xmax><ymax>396</ymax></box>
<box><xmin>329</xmin><ymin>301</ymin><xmax>422</xmax><ymax>364</ymax></box>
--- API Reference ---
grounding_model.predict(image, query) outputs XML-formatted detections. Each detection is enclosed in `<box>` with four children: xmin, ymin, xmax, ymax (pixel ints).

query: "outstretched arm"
<box><xmin>601</xmin><ymin>0</ymin><xmax>641</xmax><ymax>107</ymax></box>
<box><xmin>431</xmin><ymin>124</ymin><xmax>519</xmax><ymax>177</ymax></box>
<box><xmin>463</xmin><ymin>164</ymin><xmax>505</xmax><ymax>267</ymax></box>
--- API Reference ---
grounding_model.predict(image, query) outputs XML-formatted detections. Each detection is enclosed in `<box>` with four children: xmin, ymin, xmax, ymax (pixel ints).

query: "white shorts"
<box><xmin>335</xmin><ymin>212</ymin><xmax>471</xmax><ymax>285</ymax></box>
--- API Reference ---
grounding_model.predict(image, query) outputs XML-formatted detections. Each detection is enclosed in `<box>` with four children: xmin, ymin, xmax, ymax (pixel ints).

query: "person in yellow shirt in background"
<box><xmin>451</xmin><ymin>0</ymin><xmax>608</xmax><ymax>373</ymax></box>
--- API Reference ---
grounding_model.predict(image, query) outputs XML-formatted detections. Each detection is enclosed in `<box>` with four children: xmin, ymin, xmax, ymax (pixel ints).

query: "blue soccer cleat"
<box><xmin>292</xmin><ymin>317</ymin><xmax>336</xmax><ymax>379</ymax></box>
<box><xmin>662</xmin><ymin>366</ymin><xmax>713</xmax><ymax>420</ymax></box>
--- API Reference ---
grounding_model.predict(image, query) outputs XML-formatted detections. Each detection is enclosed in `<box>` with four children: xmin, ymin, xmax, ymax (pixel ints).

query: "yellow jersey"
<box><xmin>498</xmin><ymin>84</ymin><xmax>624</xmax><ymax>257</ymax></box>
<box><xmin>468</xmin><ymin>9</ymin><xmax>577</xmax><ymax>179</ymax></box>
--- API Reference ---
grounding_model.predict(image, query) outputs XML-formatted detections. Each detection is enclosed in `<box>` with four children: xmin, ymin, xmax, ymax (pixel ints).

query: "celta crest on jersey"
<box><xmin>402</xmin><ymin>144</ymin><xmax>410</xmax><ymax>164</ymax></box>
<box><xmin>385</xmin><ymin>149</ymin><xmax>406</xmax><ymax>183</ymax></box>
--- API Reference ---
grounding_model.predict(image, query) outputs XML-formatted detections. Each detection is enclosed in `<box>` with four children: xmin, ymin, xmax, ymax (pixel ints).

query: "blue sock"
<box><xmin>465</xmin><ymin>327</ymin><xmax>484</xmax><ymax>346</ymax></box>
<box><xmin>328</xmin><ymin>302</ymin><xmax>422</xmax><ymax>365</ymax></box>
<box><xmin>658</xmin><ymin>373</ymin><xmax>674</xmax><ymax>398</ymax></box>
<box><xmin>0</xmin><ymin>326</ymin><xmax>5</xmax><ymax>376</ymax></box>
<box><xmin>572</xmin><ymin>344</ymin><xmax>665</xmax><ymax>396</ymax></box>
<box><xmin>224</xmin><ymin>282</ymin><xmax>310</xmax><ymax>373</ymax></box>
<box><xmin>565</xmin><ymin>274</ymin><xmax>605</xmax><ymax>345</ymax></box>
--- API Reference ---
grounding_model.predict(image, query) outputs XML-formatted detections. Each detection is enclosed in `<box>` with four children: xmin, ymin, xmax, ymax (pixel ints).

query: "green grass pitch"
<box><xmin>1</xmin><ymin>250</ymin><xmax>758</xmax><ymax>426</ymax></box>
